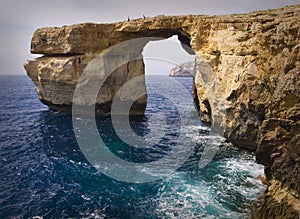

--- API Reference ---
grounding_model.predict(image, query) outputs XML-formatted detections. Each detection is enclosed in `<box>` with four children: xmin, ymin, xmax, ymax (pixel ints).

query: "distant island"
<box><xmin>169</xmin><ymin>61</ymin><xmax>194</xmax><ymax>77</ymax></box>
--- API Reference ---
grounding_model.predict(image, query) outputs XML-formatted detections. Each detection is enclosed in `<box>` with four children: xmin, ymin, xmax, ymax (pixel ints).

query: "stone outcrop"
<box><xmin>169</xmin><ymin>61</ymin><xmax>194</xmax><ymax>77</ymax></box>
<box><xmin>24</xmin><ymin>39</ymin><xmax>148</xmax><ymax>115</ymax></box>
<box><xmin>24</xmin><ymin>4</ymin><xmax>300</xmax><ymax>218</ymax></box>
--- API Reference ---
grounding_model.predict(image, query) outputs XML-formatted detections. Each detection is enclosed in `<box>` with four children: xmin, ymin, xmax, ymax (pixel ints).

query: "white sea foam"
<box><xmin>152</xmin><ymin>152</ymin><xmax>265</xmax><ymax>218</ymax></box>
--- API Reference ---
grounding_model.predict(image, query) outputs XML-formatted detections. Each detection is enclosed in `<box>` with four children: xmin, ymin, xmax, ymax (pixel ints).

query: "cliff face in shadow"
<box><xmin>24</xmin><ymin>4</ymin><xmax>300</xmax><ymax>218</ymax></box>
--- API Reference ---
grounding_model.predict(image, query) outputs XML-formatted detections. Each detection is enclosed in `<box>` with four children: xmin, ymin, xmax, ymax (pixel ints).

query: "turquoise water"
<box><xmin>0</xmin><ymin>75</ymin><xmax>265</xmax><ymax>218</ymax></box>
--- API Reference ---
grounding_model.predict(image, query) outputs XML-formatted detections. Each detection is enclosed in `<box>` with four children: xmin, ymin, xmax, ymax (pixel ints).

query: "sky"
<box><xmin>0</xmin><ymin>0</ymin><xmax>299</xmax><ymax>74</ymax></box>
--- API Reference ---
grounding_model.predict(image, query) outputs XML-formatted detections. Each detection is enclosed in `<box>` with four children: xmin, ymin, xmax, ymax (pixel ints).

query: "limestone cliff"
<box><xmin>169</xmin><ymin>61</ymin><xmax>194</xmax><ymax>77</ymax></box>
<box><xmin>24</xmin><ymin>4</ymin><xmax>300</xmax><ymax>218</ymax></box>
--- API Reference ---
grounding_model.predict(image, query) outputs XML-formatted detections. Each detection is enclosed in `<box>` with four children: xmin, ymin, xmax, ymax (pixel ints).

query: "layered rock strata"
<box><xmin>24</xmin><ymin>5</ymin><xmax>300</xmax><ymax>218</ymax></box>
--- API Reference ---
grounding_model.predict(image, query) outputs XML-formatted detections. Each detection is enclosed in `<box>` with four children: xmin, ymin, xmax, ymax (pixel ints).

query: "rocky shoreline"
<box><xmin>24</xmin><ymin>4</ymin><xmax>300</xmax><ymax>218</ymax></box>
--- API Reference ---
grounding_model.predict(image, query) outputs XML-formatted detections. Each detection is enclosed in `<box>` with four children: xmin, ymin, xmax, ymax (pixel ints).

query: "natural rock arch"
<box><xmin>24</xmin><ymin>6</ymin><xmax>300</xmax><ymax>218</ymax></box>
<box><xmin>25</xmin><ymin>17</ymin><xmax>196</xmax><ymax>112</ymax></box>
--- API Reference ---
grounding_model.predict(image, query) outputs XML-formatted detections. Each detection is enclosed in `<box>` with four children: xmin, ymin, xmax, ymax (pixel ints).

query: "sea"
<box><xmin>0</xmin><ymin>74</ymin><xmax>265</xmax><ymax>218</ymax></box>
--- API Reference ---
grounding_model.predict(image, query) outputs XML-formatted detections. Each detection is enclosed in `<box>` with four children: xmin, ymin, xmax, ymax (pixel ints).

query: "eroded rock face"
<box><xmin>24</xmin><ymin>4</ymin><xmax>300</xmax><ymax>218</ymax></box>
<box><xmin>193</xmin><ymin>7</ymin><xmax>300</xmax><ymax>151</ymax></box>
<box><xmin>191</xmin><ymin>6</ymin><xmax>300</xmax><ymax>217</ymax></box>
<box><xmin>25</xmin><ymin>44</ymin><xmax>147</xmax><ymax>115</ymax></box>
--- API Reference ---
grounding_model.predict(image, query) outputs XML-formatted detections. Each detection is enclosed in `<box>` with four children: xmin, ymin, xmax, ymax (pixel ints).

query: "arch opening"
<box><xmin>137</xmin><ymin>35</ymin><xmax>198</xmax><ymax>123</ymax></box>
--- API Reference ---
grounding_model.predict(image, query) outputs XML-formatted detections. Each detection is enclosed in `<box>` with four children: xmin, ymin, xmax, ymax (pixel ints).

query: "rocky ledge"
<box><xmin>24</xmin><ymin>4</ymin><xmax>300</xmax><ymax>218</ymax></box>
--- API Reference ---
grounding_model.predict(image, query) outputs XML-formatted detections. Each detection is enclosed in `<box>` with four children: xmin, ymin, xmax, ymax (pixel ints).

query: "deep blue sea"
<box><xmin>0</xmin><ymin>74</ymin><xmax>265</xmax><ymax>218</ymax></box>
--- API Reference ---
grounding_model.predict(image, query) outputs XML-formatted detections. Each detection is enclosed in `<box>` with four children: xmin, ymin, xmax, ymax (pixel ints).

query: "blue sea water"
<box><xmin>0</xmin><ymin>74</ymin><xmax>265</xmax><ymax>218</ymax></box>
